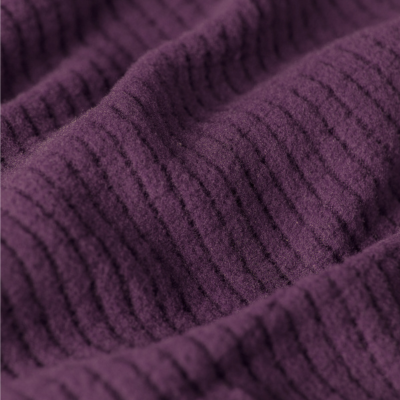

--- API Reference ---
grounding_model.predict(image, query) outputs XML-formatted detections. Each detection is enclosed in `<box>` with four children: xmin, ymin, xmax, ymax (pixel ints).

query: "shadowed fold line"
<box><xmin>1</xmin><ymin>4</ymin><xmax>31</xmax><ymax>81</ymax></box>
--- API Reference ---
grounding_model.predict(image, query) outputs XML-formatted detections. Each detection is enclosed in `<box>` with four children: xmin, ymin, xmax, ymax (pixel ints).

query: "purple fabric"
<box><xmin>2</xmin><ymin>0</ymin><xmax>400</xmax><ymax>398</ymax></box>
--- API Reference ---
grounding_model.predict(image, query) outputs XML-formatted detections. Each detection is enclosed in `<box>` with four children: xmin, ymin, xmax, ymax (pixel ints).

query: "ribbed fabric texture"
<box><xmin>2</xmin><ymin>0</ymin><xmax>400</xmax><ymax>399</ymax></box>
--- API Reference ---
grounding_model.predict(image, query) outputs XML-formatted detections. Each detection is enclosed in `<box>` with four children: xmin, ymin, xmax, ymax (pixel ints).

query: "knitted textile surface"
<box><xmin>2</xmin><ymin>0</ymin><xmax>400</xmax><ymax>399</ymax></box>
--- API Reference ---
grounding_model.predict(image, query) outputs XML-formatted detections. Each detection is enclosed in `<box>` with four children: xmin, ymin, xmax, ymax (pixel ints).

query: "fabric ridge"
<box><xmin>1</xmin><ymin>0</ymin><xmax>400</xmax><ymax>399</ymax></box>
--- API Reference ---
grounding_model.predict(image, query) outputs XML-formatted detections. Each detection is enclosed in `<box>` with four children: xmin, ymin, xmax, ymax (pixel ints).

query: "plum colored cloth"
<box><xmin>2</xmin><ymin>0</ymin><xmax>400</xmax><ymax>399</ymax></box>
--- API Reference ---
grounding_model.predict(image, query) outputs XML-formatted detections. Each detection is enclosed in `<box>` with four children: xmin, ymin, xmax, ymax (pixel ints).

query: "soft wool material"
<box><xmin>2</xmin><ymin>0</ymin><xmax>400</xmax><ymax>399</ymax></box>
